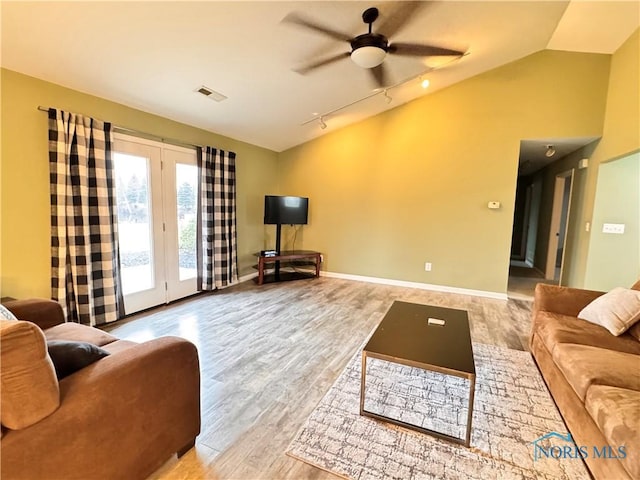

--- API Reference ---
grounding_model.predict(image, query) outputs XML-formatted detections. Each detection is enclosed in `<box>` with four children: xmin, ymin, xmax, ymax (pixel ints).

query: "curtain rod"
<box><xmin>37</xmin><ymin>106</ymin><xmax>203</xmax><ymax>150</ymax></box>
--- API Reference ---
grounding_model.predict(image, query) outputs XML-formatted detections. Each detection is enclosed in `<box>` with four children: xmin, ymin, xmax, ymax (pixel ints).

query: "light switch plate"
<box><xmin>602</xmin><ymin>223</ymin><xmax>625</xmax><ymax>234</ymax></box>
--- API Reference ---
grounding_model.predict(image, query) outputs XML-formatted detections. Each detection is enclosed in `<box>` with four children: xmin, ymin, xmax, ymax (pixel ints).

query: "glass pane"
<box><xmin>114</xmin><ymin>153</ymin><xmax>154</xmax><ymax>294</ymax></box>
<box><xmin>176</xmin><ymin>163</ymin><xmax>198</xmax><ymax>280</ymax></box>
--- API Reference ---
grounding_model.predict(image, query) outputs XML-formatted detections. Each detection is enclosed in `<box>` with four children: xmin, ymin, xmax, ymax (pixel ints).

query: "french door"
<box><xmin>113</xmin><ymin>134</ymin><xmax>198</xmax><ymax>314</ymax></box>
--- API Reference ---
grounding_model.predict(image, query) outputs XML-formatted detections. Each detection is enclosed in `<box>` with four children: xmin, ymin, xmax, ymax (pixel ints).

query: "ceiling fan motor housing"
<box><xmin>286</xmin><ymin>4</ymin><xmax>464</xmax><ymax>85</ymax></box>
<box><xmin>350</xmin><ymin>33</ymin><xmax>388</xmax><ymax>68</ymax></box>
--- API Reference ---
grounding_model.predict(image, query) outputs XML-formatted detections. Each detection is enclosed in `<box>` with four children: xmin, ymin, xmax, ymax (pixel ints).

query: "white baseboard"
<box><xmin>321</xmin><ymin>271</ymin><xmax>508</xmax><ymax>300</ymax></box>
<box><xmin>238</xmin><ymin>268</ymin><xmax>507</xmax><ymax>301</ymax></box>
<box><xmin>239</xmin><ymin>271</ymin><xmax>259</xmax><ymax>283</ymax></box>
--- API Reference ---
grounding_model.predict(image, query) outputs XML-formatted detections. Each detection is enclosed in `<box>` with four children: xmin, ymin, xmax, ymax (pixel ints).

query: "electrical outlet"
<box><xmin>424</xmin><ymin>262</ymin><xmax>432</xmax><ymax>272</ymax></box>
<box><xmin>320</xmin><ymin>254</ymin><xmax>324</xmax><ymax>263</ymax></box>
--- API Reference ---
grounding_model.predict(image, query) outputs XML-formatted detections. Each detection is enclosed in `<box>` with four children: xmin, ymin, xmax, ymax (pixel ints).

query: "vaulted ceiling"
<box><xmin>2</xmin><ymin>1</ymin><xmax>638</xmax><ymax>152</ymax></box>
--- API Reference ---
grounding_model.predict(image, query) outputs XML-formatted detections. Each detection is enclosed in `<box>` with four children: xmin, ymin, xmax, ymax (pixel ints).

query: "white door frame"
<box><xmin>545</xmin><ymin>169</ymin><xmax>574</xmax><ymax>283</ymax></box>
<box><xmin>162</xmin><ymin>145</ymin><xmax>199</xmax><ymax>302</ymax></box>
<box><xmin>113</xmin><ymin>137</ymin><xmax>167</xmax><ymax>314</ymax></box>
<box><xmin>113</xmin><ymin>134</ymin><xmax>198</xmax><ymax>314</ymax></box>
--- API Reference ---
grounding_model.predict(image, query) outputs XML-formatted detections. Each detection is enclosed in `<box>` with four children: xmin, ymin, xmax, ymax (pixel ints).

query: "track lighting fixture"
<box><xmin>302</xmin><ymin>57</ymin><xmax>465</xmax><ymax>130</ymax></box>
<box><xmin>545</xmin><ymin>145</ymin><xmax>556</xmax><ymax>158</ymax></box>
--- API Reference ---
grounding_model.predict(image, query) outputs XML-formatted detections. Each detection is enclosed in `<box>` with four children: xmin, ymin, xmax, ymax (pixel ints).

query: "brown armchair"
<box><xmin>1</xmin><ymin>299</ymin><xmax>201</xmax><ymax>480</ymax></box>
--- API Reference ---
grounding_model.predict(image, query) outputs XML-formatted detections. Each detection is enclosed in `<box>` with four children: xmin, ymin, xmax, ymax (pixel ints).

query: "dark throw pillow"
<box><xmin>46</xmin><ymin>340</ymin><xmax>110</xmax><ymax>380</ymax></box>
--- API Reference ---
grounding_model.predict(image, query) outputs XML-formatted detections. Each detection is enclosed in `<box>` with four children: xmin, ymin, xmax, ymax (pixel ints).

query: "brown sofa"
<box><xmin>1</xmin><ymin>299</ymin><xmax>201</xmax><ymax>480</ymax></box>
<box><xmin>530</xmin><ymin>282</ymin><xmax>640</xmax><ymax>480</ymax></box>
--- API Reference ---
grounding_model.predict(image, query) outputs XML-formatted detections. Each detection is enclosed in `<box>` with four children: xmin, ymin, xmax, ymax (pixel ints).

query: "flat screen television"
<box><xmin>264</xmin><ymin>195</ymin><xmax>308</xmax><ymax>225</ymax></box>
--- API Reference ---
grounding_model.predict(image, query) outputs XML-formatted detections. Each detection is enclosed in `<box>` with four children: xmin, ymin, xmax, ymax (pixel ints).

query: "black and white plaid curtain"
<box><xmin>197</xmin><ymin>146</ymin><xmax>238</xmax><ymax>290</ymax></box>
<box><xmin>48</xmin><ymin>109</ymin><xmax>123</xmax><ymax>326</ymax></box>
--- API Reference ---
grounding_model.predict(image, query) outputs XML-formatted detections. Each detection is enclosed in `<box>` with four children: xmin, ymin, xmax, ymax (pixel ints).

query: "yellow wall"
<box><xmin>1</xmin><ymin>69</ymin><xmax>279</xmax><ymax>298</ymax></box>
<box><xmin>576</xmin><ymin>28</ymin><xmax>640</xmax><ymax>288</ymax></box>
<box><xmin>3</xmin><ymin>32</ymin><xmax>637</xmax><ymax>299</ymax></box>
<box><xmin>278</xmin><ymin>50</ymin><xmax>611</xmax><ymax>294</ymax></box>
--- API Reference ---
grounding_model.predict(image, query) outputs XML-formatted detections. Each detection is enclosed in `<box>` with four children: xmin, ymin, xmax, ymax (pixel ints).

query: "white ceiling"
<box><xmin>518</xmin><ymin>137</ymin><xmax>599</xmax><ymax>177</ymax></box>
<box><xmin>2</xmin><ymin>1</ymin><xmax>638</xmax><ymax>152</ymax></box>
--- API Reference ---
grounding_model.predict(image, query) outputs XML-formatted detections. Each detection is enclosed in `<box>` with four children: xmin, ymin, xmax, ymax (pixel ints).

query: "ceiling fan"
<box><xmin>285</xmin><ymin>3</ymin><xmax>465</xmax><ymax>88</ymax></box>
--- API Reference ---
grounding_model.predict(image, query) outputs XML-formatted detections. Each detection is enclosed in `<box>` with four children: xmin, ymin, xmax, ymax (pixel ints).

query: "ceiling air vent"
<box><xmin>195</xmin><ymin>85</ymin><xmax>227</xmax><ymax>102</ymax></box>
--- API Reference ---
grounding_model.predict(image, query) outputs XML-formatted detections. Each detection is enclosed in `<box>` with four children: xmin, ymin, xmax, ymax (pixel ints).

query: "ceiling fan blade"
<box><xmin>369</xmin><ymin>64</ymin><xmax>389</xmax><ymax>89</ymax></box>
<box><xmin>283</xmin><ymin>13</ymin><xmax>352</xmax><ymax>42</ymax></box>
<box><xmin>293</xmin><ymin>52</ymin><xmax>351</xmax><ymax>74</ymax></box>
<box><xmin>377</xmin><ymin>1</ymin><xmax>425</xmax><ymax>38</ymax></box>
<box><xmin>389</xmin><ymin>43</ymin><xmax>465</xmax><ymax>57</ymax></box>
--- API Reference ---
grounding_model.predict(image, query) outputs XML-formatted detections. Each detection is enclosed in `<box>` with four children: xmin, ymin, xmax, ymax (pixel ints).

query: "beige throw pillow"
<box><xmin>578</xmin><ymin>287</ymin><xmax>640</xmax><ymax>336</ymax></box>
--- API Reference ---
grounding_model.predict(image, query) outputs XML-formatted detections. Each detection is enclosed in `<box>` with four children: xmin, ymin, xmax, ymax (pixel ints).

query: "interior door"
<box><xmin>545</xmin><ymin>169</ymin><xmax>574</xmax><ymax>283</ymax></box>
<box><xmin>525</xmin><ymin>179</ymin><xmax>542</xmax><ymax>266</ymax></box>
<box><xmin>113</xmin><ymin>135</ymin><xmax>198</xmax><ymax>314</ymax></box>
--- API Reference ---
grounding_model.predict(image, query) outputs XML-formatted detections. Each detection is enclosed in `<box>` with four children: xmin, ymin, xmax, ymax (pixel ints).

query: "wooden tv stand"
<box><xmin>255</xmin><ymin>250</ymin><xmax>322</xmax><ymax>285</ymax></box>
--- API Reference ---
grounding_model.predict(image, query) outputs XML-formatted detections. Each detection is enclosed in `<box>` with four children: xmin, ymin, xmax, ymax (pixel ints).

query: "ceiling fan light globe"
<box><xmin>351</xmin><ymin>46</ymin><xmax>387</xmax><ymax>68</ymax></box>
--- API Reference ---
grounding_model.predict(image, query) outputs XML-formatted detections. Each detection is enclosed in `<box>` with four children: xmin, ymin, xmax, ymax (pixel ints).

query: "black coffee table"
<box><xmin>359</xmin><ymin>301</ymin><xmax>476</xmax><ymax>446</ymax></box>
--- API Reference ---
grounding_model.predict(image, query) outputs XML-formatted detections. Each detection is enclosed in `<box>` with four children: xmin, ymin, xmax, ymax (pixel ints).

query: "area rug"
<box><xmin>286</xmin><ymin>343</ymin><xmax>590</xmax><ymax>480</ymax></box>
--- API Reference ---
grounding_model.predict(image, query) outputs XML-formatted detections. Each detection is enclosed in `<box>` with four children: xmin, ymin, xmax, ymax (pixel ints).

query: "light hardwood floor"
<box><xmin>105</xmin><ymin>277</ymin><xmax>534</xmax><ymax>480</ymax></box>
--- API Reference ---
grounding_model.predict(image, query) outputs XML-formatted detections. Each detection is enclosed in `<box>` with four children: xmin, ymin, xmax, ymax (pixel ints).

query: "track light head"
<box><xmin>545</xmin><ymin>145</ymin><xmax>556</xmax><ymax>158</ymax></box>
<box><xmin>303</xmin><ymin>67</ymin><xmax>437</xmax><ymax>130</ymax></box>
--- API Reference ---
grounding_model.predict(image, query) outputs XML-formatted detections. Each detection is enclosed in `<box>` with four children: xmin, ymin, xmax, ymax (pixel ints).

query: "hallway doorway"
<box><xmin>508</xmin><ymin>260</ymin><xmax>553</xmax><ymax>301</ymax></box>
<box><xmin>508</xmin><ymin>137</ymin><xmax>598</xmax><ymax>300</ymax></box>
